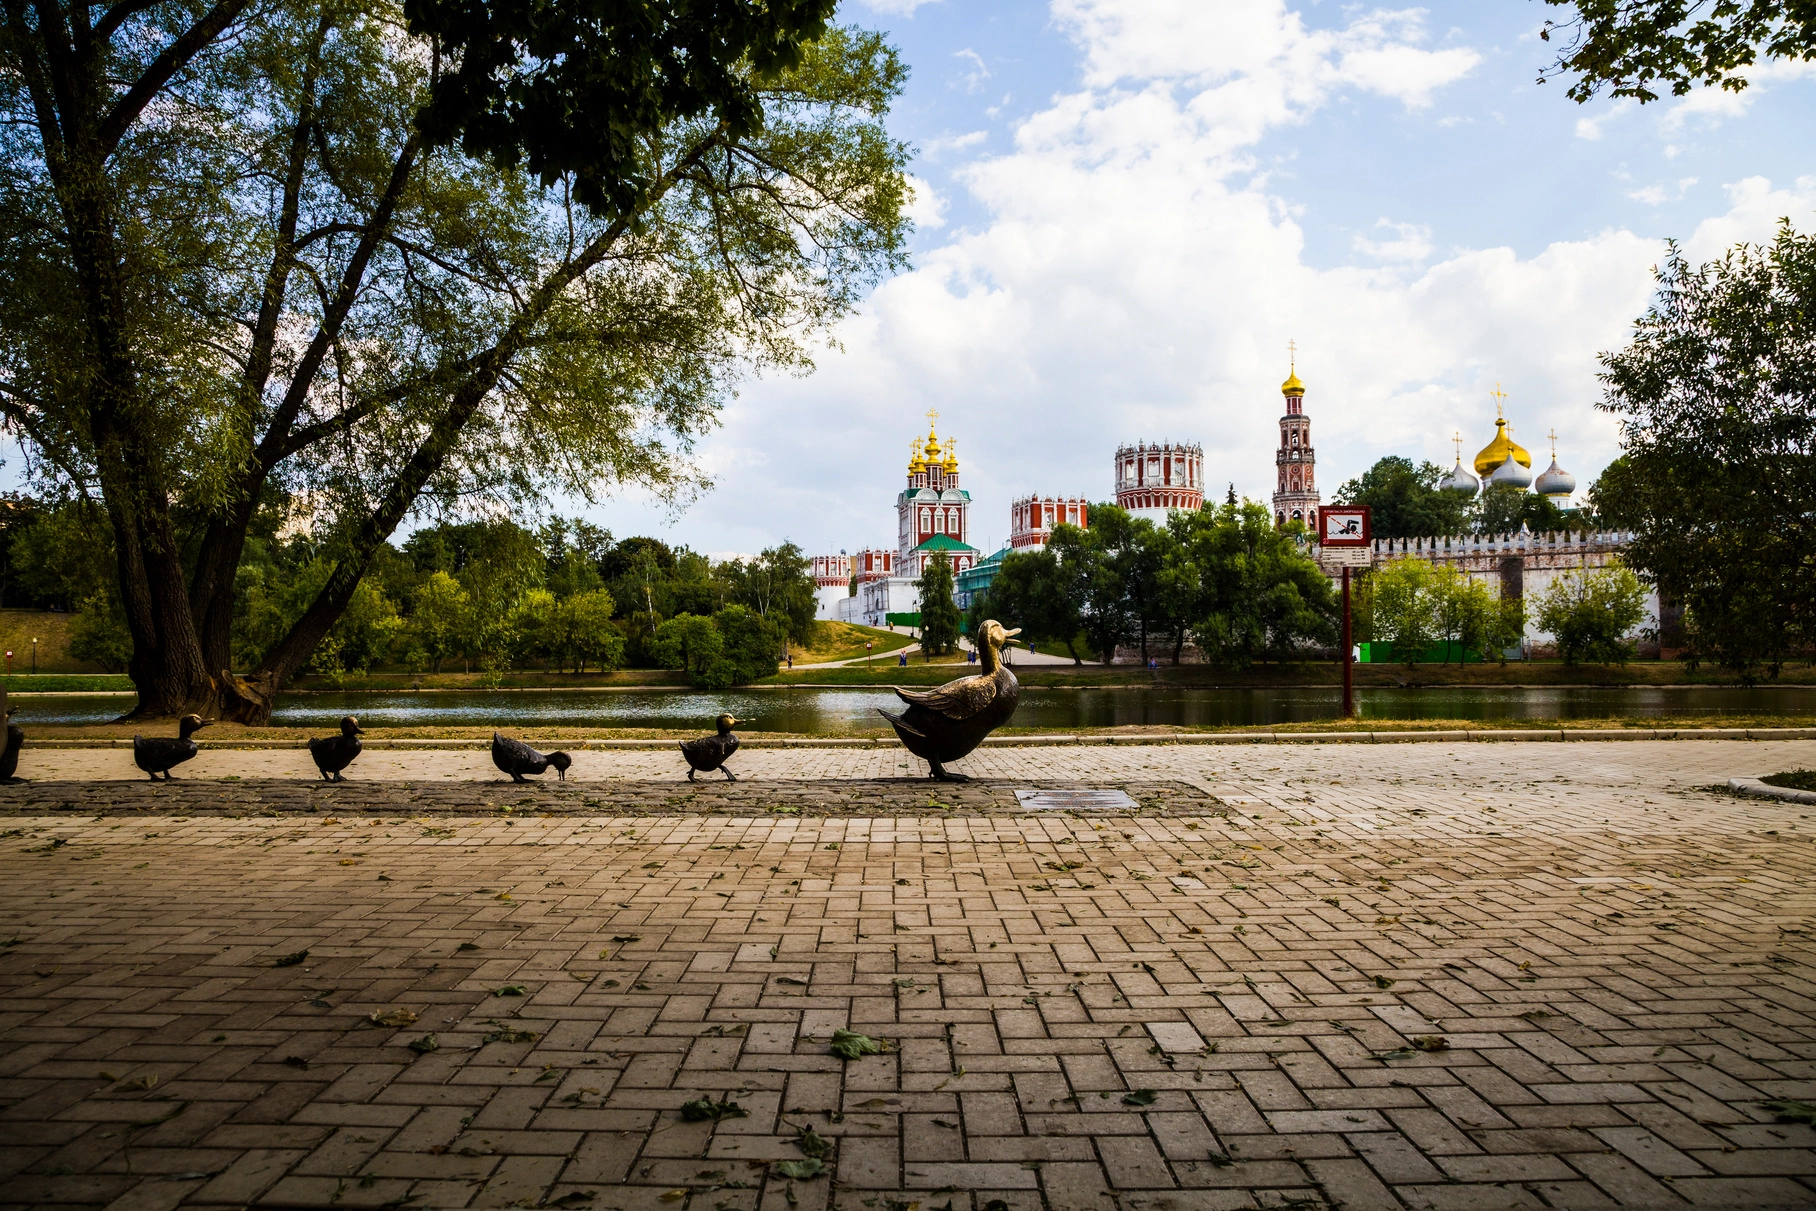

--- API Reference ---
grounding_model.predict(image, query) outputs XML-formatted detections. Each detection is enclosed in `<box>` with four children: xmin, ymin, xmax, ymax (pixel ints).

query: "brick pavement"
<box><xmin>1</xmin><ymin>741</ymin><xmax>1815</xmax><ymax>1210</ymax></box>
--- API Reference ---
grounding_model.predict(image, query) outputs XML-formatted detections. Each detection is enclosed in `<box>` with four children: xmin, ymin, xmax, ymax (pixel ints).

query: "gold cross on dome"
<box><xmin>925</xmin><ymin>408</ymin><xmax>939</xmax><ymax>433</ymax></box>
<box><xmin>1548</xmin><ymin>427</ymin><xmax>1558</xmax><ymax>457</ymax></box>
<box><xmin>1489</xmin><ymin>382</ymin><xmax>1507</xmax><ymax>417</ymax></box>
<box><xmin>1287</xmin><ymin>338</ymin><xmax>1296</xmax><ymax>370</ymax></box>
<box><xmin>1453</xmin><ymin>430</ymin><xmax>1462</xmax><ymax>461</ymax></box>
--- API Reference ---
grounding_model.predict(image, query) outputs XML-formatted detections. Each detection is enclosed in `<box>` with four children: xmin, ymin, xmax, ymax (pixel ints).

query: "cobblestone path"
<box><xmin>2</xmin><ymin>741</ymin><xmax>1816</xmax><ymax>1209</ymax></box>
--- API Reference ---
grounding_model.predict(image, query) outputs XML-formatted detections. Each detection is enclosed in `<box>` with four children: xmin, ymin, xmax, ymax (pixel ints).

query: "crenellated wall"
<box><xmin>1311</xmin><ymin>530</ymin><xmax>1664</xmax><ymax>656</ymax></box>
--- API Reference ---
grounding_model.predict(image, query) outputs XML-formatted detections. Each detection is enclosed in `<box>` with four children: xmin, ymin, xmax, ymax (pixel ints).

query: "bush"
<box><xmin>651</xmin><ymin>613</ymin><xmax>724</xmax><ymax>683</ymax></box>
<box><xmin>713</xmin><ymin>604</ymin><xmax>779</xmax><ymax>683</ymax></box>
<box><xmin>68</xmin><ymin>592</ymin><xmax>132</xmax><ymax>672</ymax></box>
<box><xmin>1534</xmin><ymin>562</ymin><xmax>1647</xmax><ymax>665</ymax></box>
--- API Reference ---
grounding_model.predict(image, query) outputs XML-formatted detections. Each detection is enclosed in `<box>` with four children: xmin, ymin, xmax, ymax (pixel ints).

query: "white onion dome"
<box><xmin>1534</xmin><ymin>457</ymin><xmax>1576</xmax><ymax>499</ymax></box>
<box><xmin>1489</xmin><ymin>452</ymin><xmax>1533</xmax><ymax>489</ymax></box>
<box><xmin>1439</xmin><ymin>459</ymin><xmax>1479</xmax><ymax>497</ymax></box>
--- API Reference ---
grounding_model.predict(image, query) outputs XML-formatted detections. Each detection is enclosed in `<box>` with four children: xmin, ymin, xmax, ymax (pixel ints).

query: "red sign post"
<box><xmin>1316</xmin><ymin>507</ymin><xmax>1372</xmax><ymax>718</ymax></box>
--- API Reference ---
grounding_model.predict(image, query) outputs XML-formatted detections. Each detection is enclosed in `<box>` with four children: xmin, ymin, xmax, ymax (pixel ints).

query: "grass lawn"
<box><xmin>787</xmin><ymin>621</ymin><xmax>914</xmax><ymax>665</ymax></box>
<box><xmin>1</xmin><ymin>673</ymin><xmax>135</xmax><ymax>693</ymax></box>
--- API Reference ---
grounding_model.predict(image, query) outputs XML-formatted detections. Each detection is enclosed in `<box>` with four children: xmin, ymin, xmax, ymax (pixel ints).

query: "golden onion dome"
<box><xmin>1473</xmin><ymin>417</ymin><xmax>1531</xmax><ymax>478</ymax></box>
<box><xmin>1281</xmin><ymin>369</ymin><xmax>1305</xmax><ymax>396</ymax></box>
<box><xmin>907</xmin><ymin>437</ymin><xmax>924</xmax><ymax>474</ymax></box>
<box><xmin>942</xmin><ymin>436</ymin><xmax>958</xmax><ymax>472</ymax></box>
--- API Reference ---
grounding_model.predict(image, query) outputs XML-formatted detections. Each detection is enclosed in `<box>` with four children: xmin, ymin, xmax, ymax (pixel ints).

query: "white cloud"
<box><xmin>586</xmin><ymin>1</ymin><xmax>1807</xmax><ymax>555</ymax></box>
<box><xmin>903</xmin><ymin>174</ymin><xmax>947</xmax><ymax>230</ymax></box>
<box><xmin>1681</xmin><ymin>175</ymin><xmax>1816</xmax><ymax>262</ymax></box>
<box><xmin>1658</xmin><ymin>59</ymin><xmax>1816</xmax><ymax>131</ymax></box>
<box><xmin>921</xmin><ymin>129</ymin><xmax>988</xmax><ymax>158</ymax></box>
<box><xmin>1354</xmin><ymin>218</ymin><xmax>1433</xmax><ymax>262</ymax></box>
<box><xmin>1052</xmin><ymin>0</ymin><xmax>1479</xmax><ymax>105</ymax></box>
<box><xmin>849</xmin><ymin>0</ymin><xmax>940</xmax><ymax>14</ymax></box>
<box><xmin>1627</xmin><ymin>177</ymin><xmax>1698</xmax><ymax>206</ymax></box>
<box><xmin>953</xmin><ymin>48</ymin><xmax>991</xmax><ymax>93</ymax></box>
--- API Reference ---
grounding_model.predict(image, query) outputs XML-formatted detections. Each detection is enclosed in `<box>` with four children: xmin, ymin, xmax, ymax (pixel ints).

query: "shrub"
<box><xmin>1534</xmin><ymin>562</ymin><xmax>1647</xmax><ymax>665</ymax></box>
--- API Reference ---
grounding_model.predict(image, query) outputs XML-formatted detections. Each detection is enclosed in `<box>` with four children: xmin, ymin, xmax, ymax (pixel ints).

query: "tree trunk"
<box><xmin>57</xmin><ymin>139</ymin><xmax>217</xmax><ymax>718</ymax></box>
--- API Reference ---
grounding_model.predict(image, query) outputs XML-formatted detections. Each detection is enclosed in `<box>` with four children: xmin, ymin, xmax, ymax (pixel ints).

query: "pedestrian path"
<box><xmin>1</xmin><ymin>740</ymin><xmax>1813</xmax><ymax>1209</ymax></box>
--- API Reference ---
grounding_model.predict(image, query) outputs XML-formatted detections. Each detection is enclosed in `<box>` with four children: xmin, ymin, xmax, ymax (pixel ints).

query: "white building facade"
<box><xmin>1115</xmin><ymin>442</ymin><xmax>1203</xmax><ymax>527</ymax></box>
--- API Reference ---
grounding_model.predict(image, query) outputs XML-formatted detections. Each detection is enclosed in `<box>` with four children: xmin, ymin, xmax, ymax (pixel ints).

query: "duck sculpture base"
<box><xmin>878</xmin><ymin>621</ymin><xmax>1020</xmax><ymax>782</ymax></box>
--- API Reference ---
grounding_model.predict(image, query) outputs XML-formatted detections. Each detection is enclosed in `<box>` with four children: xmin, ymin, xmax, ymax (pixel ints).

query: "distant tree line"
<box><xmin>0</xmin><ymin>502</ymin><xmax>816</xmax><ymax>687</ymax></box>
<box><xmin>1331</xmin><ymin>458</ymin><xmax>1594</xmax><ymax>541</ymax></box>
<box><xmin>965</xmin><ymin>500</ymin><xmax>1338</xmax><ymax>666</ymax></box>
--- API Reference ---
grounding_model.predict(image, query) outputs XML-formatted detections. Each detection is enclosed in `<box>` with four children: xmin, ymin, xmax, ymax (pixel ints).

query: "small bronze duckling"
<box><xmin>308</xmin><ymin>716</ymin><xmax>364</xmax><ymax>781</ymax></box>
<box><xmin>679</xmin><ymin>714</ymin><xmax>740</xmax><ymax>782</ymax></box>
<box><xmin>0</xmin><ymin>707</ymin><xmax>23</xmax><ymax>784</ymax></box>
<box><xmin>878</xmin><ymin>619</ymin><xmax>1021</xmax><ymax>781</ymax></box>
<box><xmin>491</xmin><ymin>733</ymin><xmax>572</xmax><ymax>782</ymax></box>
<box><xmin>133</xmin><ymin>713</ymin><xmax>210</xmax><ymax>781</ymax></box>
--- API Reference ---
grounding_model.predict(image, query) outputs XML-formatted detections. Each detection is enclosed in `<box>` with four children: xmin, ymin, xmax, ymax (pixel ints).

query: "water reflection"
<box><xmin>11</xmin><ymin>684</ymin><xmax>1815</xmax><ymax>731</ymax></box>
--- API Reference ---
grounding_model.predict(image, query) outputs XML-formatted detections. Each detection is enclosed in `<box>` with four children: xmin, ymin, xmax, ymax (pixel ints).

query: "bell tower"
<box><xmin>1272</xmin><ymin>342</ymin><xmax>1320</xmax><ymax>528</ymax></box>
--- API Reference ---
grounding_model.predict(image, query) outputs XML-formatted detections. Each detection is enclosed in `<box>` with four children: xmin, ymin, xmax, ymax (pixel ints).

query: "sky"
<box><xmin>569</xmin><ymin>0</ymin><xmax>1816</xmax><ymax>561</ymax></box>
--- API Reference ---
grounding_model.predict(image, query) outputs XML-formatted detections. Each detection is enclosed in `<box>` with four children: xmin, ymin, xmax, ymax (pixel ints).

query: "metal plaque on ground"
<box><xmin>1015</xmin><ymin>789</ymin><xmax>1139</xmax><ymax>811</ymax></box>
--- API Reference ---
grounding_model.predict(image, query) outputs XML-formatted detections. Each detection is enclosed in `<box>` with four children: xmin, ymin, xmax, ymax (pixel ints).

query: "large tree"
<box><xmin>1593</xmin><ymin>227</ymin><xmax>1816</xmax><ymax>680</ymax></box>
<box><xmin>1170</xmin><ymin>499</ymin><xmax>1336</xmax><ymax>667</ymax></box>
<box><xmin>0</xmin><ymin>0</ymin><xmax>907</xmax><ymax>720</ymax></box>
<box><xmin>1333</xmin><ymin>456</ymin><xmax>1472</xmax><ymax>539</ymax></box>
<box><xmin>1539</xmin><ymin>0</ymin><xmax>1816</xmax><ymax>102</ymax></box>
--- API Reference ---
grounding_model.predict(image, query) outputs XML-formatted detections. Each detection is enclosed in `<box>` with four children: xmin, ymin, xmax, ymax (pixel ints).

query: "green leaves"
<box><xmin>914</xmin><ymin>554</ymin><xmax>962</xmax><ymax>658</ymax></box>
<box><xmin>1533</xmin><ymin>563</ymin><xmax>1648</xmax><ymax>666</ymax></box>
<box><xmin>1540</xmin><ymin>0</ymin><xmax>1816</xmax><ymax>105</ymax></box>
<box><xmin>828</xmin><ymin>1029</ymin><xmax>888</xmax><ymax>1060</ymax></box>
<box><xmin>1121</xmin><ymin>1089</ymin><xmax>1158</xmax><ymax>1107</ymax></box>
<box><xmin>775</xmin><ymin>1158</ymin><xmax>824</xmax><ymax>1179</ymax></box>
<box><xmin>406</xmin><ymin>0</ymin><xmax>841</xmax><ymax>219</ymax></box>
<box><xmin>680</xmin><ymin>1098</ymin><xmax>748</xmax><ymax>1122</ymax></box>
<box><xmin>1592</xmin><ymin>227</ymin><xmax>1816</xmax><ymax>682</ymax></box>
<box><xmin>1765</xmin><ymin>1099</ymin><xmax>1816</xmax><ymax>1124</ymax></box>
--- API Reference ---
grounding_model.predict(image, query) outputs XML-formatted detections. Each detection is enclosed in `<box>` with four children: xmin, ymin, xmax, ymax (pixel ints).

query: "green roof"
<box><xmin>911</xmin><ymin>534</ymin><xmax>979</xmax><ymax>555</ymax></box>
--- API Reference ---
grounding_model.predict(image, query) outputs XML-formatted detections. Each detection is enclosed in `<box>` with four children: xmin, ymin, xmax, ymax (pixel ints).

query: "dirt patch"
<box><xmin>0</xmin><ymin>778</ymin><xmax>1224</xmax><ymax>818</ymax></box>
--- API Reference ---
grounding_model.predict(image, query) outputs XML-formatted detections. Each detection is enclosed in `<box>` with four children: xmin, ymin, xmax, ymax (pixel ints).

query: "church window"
<box><xmin>920</xmin><ymin>507</ymin><xmax>931</xmax><ymax>532</ymax></box>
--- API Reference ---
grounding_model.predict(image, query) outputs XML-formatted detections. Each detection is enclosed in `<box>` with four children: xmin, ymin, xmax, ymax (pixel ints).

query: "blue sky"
<box><xmin>579</xmin><ymin>0</ymin><xmax>1816</xmax><ymax>560</ymax></box>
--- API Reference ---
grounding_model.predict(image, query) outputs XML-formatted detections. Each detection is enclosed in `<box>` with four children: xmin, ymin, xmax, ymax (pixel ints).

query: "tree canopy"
<box><xmin>1592</xmin><ymin>225</ymin><xmax>1816</xmax><ymax>681</ymax></box>
<box><xmin>1540</xmin><ymin>0</ymin><xmax>1816</xmax><ymax>103</ymax></box>
<box><xmin>0</xmin><ymin>0</ymin><xmax>908</xmax><ymax>720</ymax></box>
<box><xmin>1332</xmin><ymin>457</ymin><xmax>1472</xmax><ymax>539</ymax></box>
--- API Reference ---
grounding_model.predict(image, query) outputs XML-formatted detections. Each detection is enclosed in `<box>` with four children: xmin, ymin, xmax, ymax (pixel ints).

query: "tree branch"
<box><xmin>96</xmin><ymin>0</ymin><xmax>253</xmax><ymax>157</ymax></box>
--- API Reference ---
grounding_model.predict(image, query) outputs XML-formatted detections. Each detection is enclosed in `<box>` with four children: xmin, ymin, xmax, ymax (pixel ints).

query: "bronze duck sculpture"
<box><xmin>492</xmin><ymin>733</ymin><xmax>572</xmax><ymax>782</ymax></box>
<box><xmin>679</xmin><ymin>714</ymin><xmax>740</xmax><ymax>781</ymax></box>
<box><xmin>308</xmin><ymin>715</ymin><xmax>364</xmax><ymax>781</ymax></box>
<box><xmin>134</xmin><ymin>713</ymin><xmax>210</xmax><ymax>781</ymax></box>
<box><xmin>0</xmin><ymin>707</ymin><xmax>23</xmax><ymax>783</ymax></box>
<box><xmin>878</xmin><ymin>620</ymin><xmax>1021</xmax><ymax>781</ymax></box>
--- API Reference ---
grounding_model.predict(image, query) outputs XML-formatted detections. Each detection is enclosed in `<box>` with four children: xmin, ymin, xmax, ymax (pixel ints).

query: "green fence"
<box><xmin>1358</xmin><ymin>640</ymin><xmax>1483</xmax><ymax>664</ymax></box>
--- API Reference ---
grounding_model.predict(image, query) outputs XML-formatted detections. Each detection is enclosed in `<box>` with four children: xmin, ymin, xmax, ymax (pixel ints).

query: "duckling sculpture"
<box><xmin>491</xmin><ymin>733</ymin><xmax>572</xmax><ymax>782</ymax></box>
<box><xmin>308</xmin><ymin>716</ymin><xmax>365</xmax><ymax>781</ymax></box>
<box><xmin>133</xmin><ymin>714</ymin><xmax>210</xmax><ymax>781</ymax></box>
<box><xmin>679</xmin><ymin>714</ymin><xmax>740</xmax><ymax>781</ymax></box>
<box><xmin>878</xmin><ymin>620</ymin><xmax>1021</xmax><ymax>782</ymax></box>
<box><xmin>0</xmin><ymin>707</ymin><xmax>23</xmax><ymax>783</ymax></box>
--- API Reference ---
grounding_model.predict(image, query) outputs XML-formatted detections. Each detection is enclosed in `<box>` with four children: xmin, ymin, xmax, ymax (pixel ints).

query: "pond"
<box><xmin>13</xmin><ymin>684</ymin><xmax>1816</xmax><ymax>731</ymax></box>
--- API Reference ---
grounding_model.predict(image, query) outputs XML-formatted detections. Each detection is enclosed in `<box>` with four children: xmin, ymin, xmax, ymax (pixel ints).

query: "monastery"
<box><xmin>813</xmin><ymin>364</ymin><xmax>1662</xmax><ymax>656</ymax></box>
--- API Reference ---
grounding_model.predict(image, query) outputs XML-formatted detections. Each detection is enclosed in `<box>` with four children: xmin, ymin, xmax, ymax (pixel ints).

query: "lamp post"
<box><xmin>865</xmin><ymin>641</ymin><xmax>873</xmax><ymax>670</ymax></box>
<box><xmin>30</xmin><ymin>637</ymin><xmax>36</xmax><ymax>675</ymax></box>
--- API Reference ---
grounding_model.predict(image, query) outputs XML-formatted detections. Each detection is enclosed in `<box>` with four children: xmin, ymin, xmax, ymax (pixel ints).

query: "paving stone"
<box><xmin>0</xmin><ymin>738</ymin><xmax>1812</xmax><ymax>1210</ymax></box>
